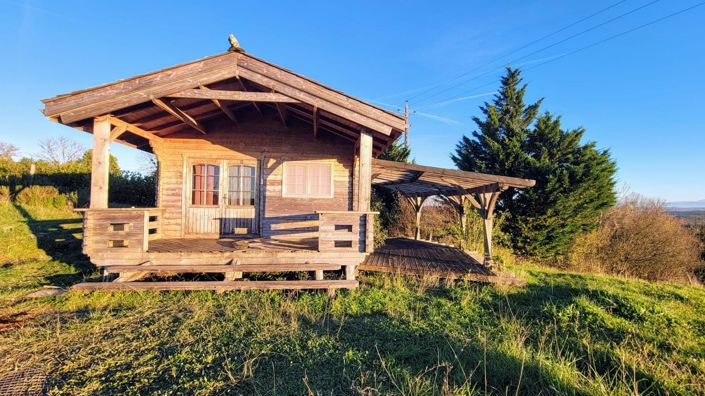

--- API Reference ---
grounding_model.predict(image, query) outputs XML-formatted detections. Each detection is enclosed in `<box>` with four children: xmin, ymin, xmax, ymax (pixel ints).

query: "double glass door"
<box><xmin>186</xmin><ymin>160</ymin><xmax>258</xmax><ymax>236</ymax></box>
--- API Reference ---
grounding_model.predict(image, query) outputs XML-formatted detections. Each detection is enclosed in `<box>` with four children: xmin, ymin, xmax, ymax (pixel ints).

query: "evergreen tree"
<box><xmin>452</xmin><ymin>68</ymin><xmax>617</xmax><ymax>259</ymax></box>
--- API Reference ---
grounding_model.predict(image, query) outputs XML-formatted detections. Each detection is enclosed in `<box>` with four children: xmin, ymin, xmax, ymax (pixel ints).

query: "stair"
<box><xmin>103</xmin><ymin>263</ymin><xmax>342</xmax><ymax>274</ymax></box>
<box><xmin>72</xmin><ymin>279</ymin><xmax>358</xmax><ymax>292</ymax></box>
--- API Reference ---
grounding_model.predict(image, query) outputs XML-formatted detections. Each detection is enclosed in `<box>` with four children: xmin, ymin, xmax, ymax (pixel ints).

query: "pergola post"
<box><xmin>408</xmin><ymin>196</ymin><xmax>428</xmax><ymax>240</ymax></box>
<box><xmin>467</xmin><ymin>188</ymin><xmax>503</xmax><ymax>267</ymax></box>
<box><xmin>90</xmin><ymin>116</ymin><xmax>111</xmax><ymax>209</ymax></box>
<box><xmin>357</xmin><ymin>130</ymin><xmax>373</xmax><ymax>211</ymax></box>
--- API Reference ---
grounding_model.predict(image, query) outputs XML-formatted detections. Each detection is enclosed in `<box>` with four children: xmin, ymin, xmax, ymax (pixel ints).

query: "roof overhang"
<box><xmin>372</xmin><ymin>159</ymin><xmax>536</xmax><ymax>197</ymax></box>
<box><xmin>41</xmin><ymin>51</ymin><xmax>407</xmax><ymax>154</ymax></box>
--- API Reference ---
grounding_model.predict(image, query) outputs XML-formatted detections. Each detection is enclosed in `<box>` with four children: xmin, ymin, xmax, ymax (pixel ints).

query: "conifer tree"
<box><xmin>452</xmin><ymin>68</ymin><xmax>616</xmax><ymax>259</ymax></box>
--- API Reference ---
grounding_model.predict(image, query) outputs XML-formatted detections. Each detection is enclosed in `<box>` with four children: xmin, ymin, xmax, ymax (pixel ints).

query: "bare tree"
<box><xmin>138</xmin><ymin>152</ymin><xmax>158</xmax><ymax>175</ymax></box>
<box><xmin>37</xmin><ymin>136</ymin><xmax>85</xmax><ymax>163</ymax></box>
<box><xmin>0</xmin><ymin>142</ymin><xmax>19</xmax><ymax>159</ymax></box>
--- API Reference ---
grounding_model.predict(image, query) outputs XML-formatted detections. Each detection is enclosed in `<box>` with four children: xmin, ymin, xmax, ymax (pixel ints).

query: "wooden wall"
<box><xmin>153</xmin><ymin>115</ymin><xmax>355</xmax><ymax>240</ymax></box>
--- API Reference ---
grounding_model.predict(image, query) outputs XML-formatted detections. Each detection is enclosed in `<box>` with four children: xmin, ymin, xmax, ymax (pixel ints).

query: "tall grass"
<box><xmin>1</xmin><ymin>203</ymin><xmax>704</xmax><ymax>395</ymax></box>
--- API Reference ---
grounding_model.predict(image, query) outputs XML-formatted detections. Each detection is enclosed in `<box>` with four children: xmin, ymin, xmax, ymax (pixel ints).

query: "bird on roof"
<box><xmin>228</xmin><ymin>34</ymin><xmax>244</xmax><ymax>53</ymax></box>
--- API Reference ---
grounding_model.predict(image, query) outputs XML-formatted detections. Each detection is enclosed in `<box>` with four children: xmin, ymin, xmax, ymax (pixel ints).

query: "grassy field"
<box><xmin>1</xmin><ymin>203</ymin><xmax>704</xmax><ymax>395</ymax></box>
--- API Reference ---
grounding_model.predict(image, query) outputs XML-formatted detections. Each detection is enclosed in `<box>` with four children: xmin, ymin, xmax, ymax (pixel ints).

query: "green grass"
<box><xmin>0</xmin><ymin>203</ymin><xmax>704</xmax><ymax>395</ymax></box>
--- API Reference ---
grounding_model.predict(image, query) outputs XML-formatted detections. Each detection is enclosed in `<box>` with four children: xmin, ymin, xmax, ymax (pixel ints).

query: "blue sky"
<box><xmin>1</xmin><ymin>0</ymin><xmax>703</xmax><ymax>201</ymax></box>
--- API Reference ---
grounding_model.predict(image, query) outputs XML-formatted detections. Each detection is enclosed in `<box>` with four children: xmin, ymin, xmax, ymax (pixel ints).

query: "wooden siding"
<box><xmin>153</xmin><ymin>116</ymin><xmax>354</xmax><ymax>239</ymax></box>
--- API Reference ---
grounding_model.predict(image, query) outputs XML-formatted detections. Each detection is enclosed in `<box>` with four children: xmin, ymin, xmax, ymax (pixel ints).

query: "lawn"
<box><xmin>0</xmin><ymin>202</ymin><xmax>704</xmax><ymax>395</ymax></box>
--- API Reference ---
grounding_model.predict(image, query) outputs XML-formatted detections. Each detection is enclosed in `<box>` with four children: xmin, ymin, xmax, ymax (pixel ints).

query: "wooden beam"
<box><xmin>46</xmin><ymin>53</ymin><xmax>242</xmax><ymax>124</ymax></box>
<box><xmin>151</xmin><ymin>98</ymin><xmax>207</xmax><ymax>135</ymax></box>
<box><xmin>106</xmin><ymin>116</ymin><xmax>164</xmax><ymax>145</ymax></box>
<box><xmin>90</xmin><ymin>117</ymin><xmax>111</xmax><ymax>209</ymax></box>
<box><xmin>199</xmin><ymin>86</ymin><xmax>238</xmax><ymax>124</ymax></box>
<box><xmin>238</xmin><ymin>67</ymin><xmax>394</xmax><ymax>135</ymax></box>
<box><xmin>168</xmin><ymin>88</ymin><xmax>300</xmax><ymax>103</ymax></box>
<box><xmin>273</xmin><ymin>91</ymin><xmax>288</xmax><ymax>126</ymax></box>
<box><xmin>236</xmin><ymin>77</ymin><xmax>262</xmax><ymax>114</ymax></box>
<box><xmin>238</xmin><ymin>55</ymin><xmax>406</xmax><ymax>131</ymax></box>
<box><xmin>357</xmin><ymin>130</ymin><xmax>373</xmax><ymax>212</ymax></box>
<box><xmin>109</xmin><ymin>125</ymin><xmax>127</xmax><ymax>141</ymax></box>
<box><xmin>312</xmin><ymin>106</ymin><xmax>319</xmax><ymax>138</ymax></box>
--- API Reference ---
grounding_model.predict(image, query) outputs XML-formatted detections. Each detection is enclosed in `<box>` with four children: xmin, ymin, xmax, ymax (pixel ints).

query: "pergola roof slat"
<box><xmin>372</xmin><ymin>159</ymin><xmax>535</xmax><ymax>198</ymax></box>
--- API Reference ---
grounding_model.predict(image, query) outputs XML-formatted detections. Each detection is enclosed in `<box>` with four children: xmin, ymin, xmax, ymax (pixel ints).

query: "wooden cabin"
<box><xmin>41</xmin><ymin>44</ymin><xmax>534</xmax><ymax>292</ymax></box>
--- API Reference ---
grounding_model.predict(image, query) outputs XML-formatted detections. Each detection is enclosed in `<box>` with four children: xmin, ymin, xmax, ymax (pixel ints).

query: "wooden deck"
<box><xmin>360</xmin><ymin>238</ymin><xmax>495</xmax><ymax>280</ymax></box>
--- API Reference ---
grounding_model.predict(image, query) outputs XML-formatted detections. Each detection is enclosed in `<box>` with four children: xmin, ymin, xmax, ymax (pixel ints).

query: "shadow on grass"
<box><xmin>12</xmin><ymin>204</ymin><xmax>93</xmax><ymax>286</ymax></box>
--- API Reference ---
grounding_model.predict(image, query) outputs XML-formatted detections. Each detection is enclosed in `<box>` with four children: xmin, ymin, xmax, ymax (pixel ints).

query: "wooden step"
<box><xmin>72</xmin><ymin>280</ymin><xmax>358</xmax><ymax>291</ymax></box>
<box><xmin>103</xmin><ymin>263</ymin><xmax>343</xmax><ymax>273</ymax></box>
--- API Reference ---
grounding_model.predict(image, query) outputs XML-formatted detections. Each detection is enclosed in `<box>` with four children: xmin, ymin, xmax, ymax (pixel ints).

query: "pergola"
<box><xmin>371</xmin><ymin>159</ymin><xmax>536</xmax><ymax>266</ymax></box>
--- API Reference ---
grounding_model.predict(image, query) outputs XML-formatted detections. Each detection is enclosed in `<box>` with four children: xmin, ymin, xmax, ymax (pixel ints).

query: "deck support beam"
<box><xmin>90</xmin><ymin>117</ymin><xmax>111</xmax><ymax>208</ymax></box>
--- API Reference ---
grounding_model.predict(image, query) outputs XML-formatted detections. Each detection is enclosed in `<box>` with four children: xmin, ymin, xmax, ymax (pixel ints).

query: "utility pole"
<box><xmin>403</xmin><ymin>100</ymin><xmax>409</xmax><ymax>148</ymax></box>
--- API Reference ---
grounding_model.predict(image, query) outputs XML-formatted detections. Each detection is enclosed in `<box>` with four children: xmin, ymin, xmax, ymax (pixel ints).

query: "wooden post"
<box><xmin>357</xmin><ymin>130</ymin><xmax>373</xmax><ymax>211</ymax></box>
<box><xmin>90</xmin><ymin>117</ymin><xmax>111</xmax><ymax>208</ymax></box>
<box><xmin>409</xmin><ymin>196</ymin><xmax>428</xmax><ymax>240</ymax></box>
<box><xmin>472</xmin><ymin>189</ymin><xmax>502</xmax><ymax>268</ymax></box>
<box><xmin>345</xmin><ymin>264</ymin><xmax>356</xmax><ymax>280</ymax></box>
<box><xmin>314</xmin><ymin>269</ymin><xmax>324</xmax><ymax>281</ymax></box>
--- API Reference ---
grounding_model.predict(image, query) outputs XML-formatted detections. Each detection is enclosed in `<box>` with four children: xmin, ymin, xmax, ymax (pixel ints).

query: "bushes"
<box><xmin>568</xmin><ymin>195</ymin><xmax>702</xmax><ymax>282</ymax></box>
<box><xmin>14</xmin><ymin>186</ymin><xmax>68</xmax><ymax>209</ymax></box>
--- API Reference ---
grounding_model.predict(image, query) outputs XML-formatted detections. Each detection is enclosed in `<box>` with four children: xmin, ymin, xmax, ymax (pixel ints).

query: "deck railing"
<box><xmin>79</xmin><ymin>208</ymin><xmax>162</xmax><ymax>256</ymax></box>
<box><xmin>316</xmin><ymin>211</ymin><xmax>377</xmax><ymax>253</ymax></box>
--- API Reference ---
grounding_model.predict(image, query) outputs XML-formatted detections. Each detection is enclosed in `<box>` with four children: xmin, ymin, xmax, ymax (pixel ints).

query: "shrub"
<box><xmin>14</xmin><ymin>185</ymin><xmax>68</xmax><ymax>209</ymax></box>
<box><xmin>568</xmin><ymin>195</ymin><xmax>702</xmax><ymax>282</ymax></box>
<box><xmin>0</xmin><ymin>186</ymin><xmax>9</xmax><ymax>204</ymax></box>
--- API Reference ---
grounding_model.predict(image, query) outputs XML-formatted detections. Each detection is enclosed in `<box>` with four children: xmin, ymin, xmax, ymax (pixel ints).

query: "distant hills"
<box><xmin>667</xmin><ymin>199</ymin><xmax>705</xmax><ymax>211</ymax></box>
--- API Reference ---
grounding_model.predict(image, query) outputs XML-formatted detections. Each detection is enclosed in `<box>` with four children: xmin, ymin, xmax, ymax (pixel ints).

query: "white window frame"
<box><xmin>282</xmin><ymin>161</ymin><xmax>335</xmax><ymax>199</ymax></box>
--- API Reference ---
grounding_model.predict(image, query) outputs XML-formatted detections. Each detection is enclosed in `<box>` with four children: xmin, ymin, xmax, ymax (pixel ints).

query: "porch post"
<box><xmin>90</xmin><ymin>116</ymin><xmax>111</xmax><ymax>208</ymax></box>
<box><xmin>357</xmin><ymin>130</ymin><xmax>373</xmax><ymax>211</ymax></box>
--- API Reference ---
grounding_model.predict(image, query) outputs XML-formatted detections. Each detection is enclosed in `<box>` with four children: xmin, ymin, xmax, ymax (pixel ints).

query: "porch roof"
<box><xmin>371</xmin><ymin>159</ymin><xmax>536</xmax><ymax>197</ymax></box>
<box><xmin>41</xmin><ymin>48</ymin><xmax>406</xmax><ymax>155</ymax></box>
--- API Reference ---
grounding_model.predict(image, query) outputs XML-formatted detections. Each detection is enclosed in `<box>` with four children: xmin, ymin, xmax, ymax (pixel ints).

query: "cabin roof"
<box><xmin>41</xmin><ymin>50</ymin><xmax>406</xmax><ymax>154</ymax></box>
<box><xmin>371</xmin><ymin>159</ymin><xmax>536</xmax><ymax>197</ymax></box>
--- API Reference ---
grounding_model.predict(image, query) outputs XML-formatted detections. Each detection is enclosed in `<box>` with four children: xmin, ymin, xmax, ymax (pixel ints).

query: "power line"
<box><xmin>416</xmin><ymin>1</ymin><xmax>705</xmax><ymax>111</ymax></box>
<box><xmin>413</xmin><ymin>0</ymin><xmax>661</xmax><ymax>106</ymax></box>
<box><xmin>404</xmin><ymin>0</ymin><xmax>631</xmax><ymax>103</ymax></box>
<box><xmin>522</xmin><ymin>1</ymin><xmax>705</xmax><ymax>72</ymax></box>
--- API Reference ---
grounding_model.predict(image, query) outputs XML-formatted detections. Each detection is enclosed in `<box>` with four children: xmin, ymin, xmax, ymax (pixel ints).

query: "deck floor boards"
<box><xmin>360</xmin><ymin>238</ymin><xmax>493</xmax><ymax>279</ymax></box>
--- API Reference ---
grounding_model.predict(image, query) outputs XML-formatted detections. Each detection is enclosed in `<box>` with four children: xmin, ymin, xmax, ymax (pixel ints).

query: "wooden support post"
<box><xmin>314</xmin><ymin>269</ymin><xmax>324</xmax><ymax>281</ymax></box>
<box><xmin>476</xmin><ymin>189</ymin><xmax>502</xmax><ymax>267</ymax></box>
<box><xmin>409</xmin><ymin>196</ymin><xmax>428</xmax><ymax>240</ymax></box>
<box><xmin>90</xmin><ymin>117</ymin><xmax>111</xmax><ymax>209</ymax></box>
<box><xmin>415</xmin><ymin>198</ymin><xmax>423</xmax><ymax>240</ymax></box>
<box><xmin>344</xmin><ymin>265</ymin><xmax>356</xmax><ymax>280</ymax></box>
<box><xmin>357</xmin><ymin>130</ymin><xmax>373</xmax><ymax>211</ymax></box>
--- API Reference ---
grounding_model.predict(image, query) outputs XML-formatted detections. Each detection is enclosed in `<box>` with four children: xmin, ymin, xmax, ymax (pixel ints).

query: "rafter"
<box><xmin>312</xmin><ymin>106</ymin><xmax>319</xmax><ymax>138</ymax></box>
<box><xmin>236</xmin><ymin>77</ymin><xmax>262</xmax><ymax>114</ymax></box>
<box><xmin>151</xmin><ymin>98</ymin><xmax>207</xmax><ymax>135</ymax></box>
<box><xmin>199</xmin><ymin>85</ymin><xmax>238</xmax><ymax>125</ymax></box>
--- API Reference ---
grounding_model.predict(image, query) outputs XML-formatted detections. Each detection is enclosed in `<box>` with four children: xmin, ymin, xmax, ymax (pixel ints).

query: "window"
<box><xmin>283</xmin><ymin>162</ymin><xmax>333</xmax><ymax>198</ymax></box>
<box><xmin>228</xmin><ymin>165</ymin><xmax>256</xmax><ymax>206</ymax></box>
<box><xmin>192</xmin><ymin>164</ymin><xmax>219</xmax><ymax>205</ymax></box>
